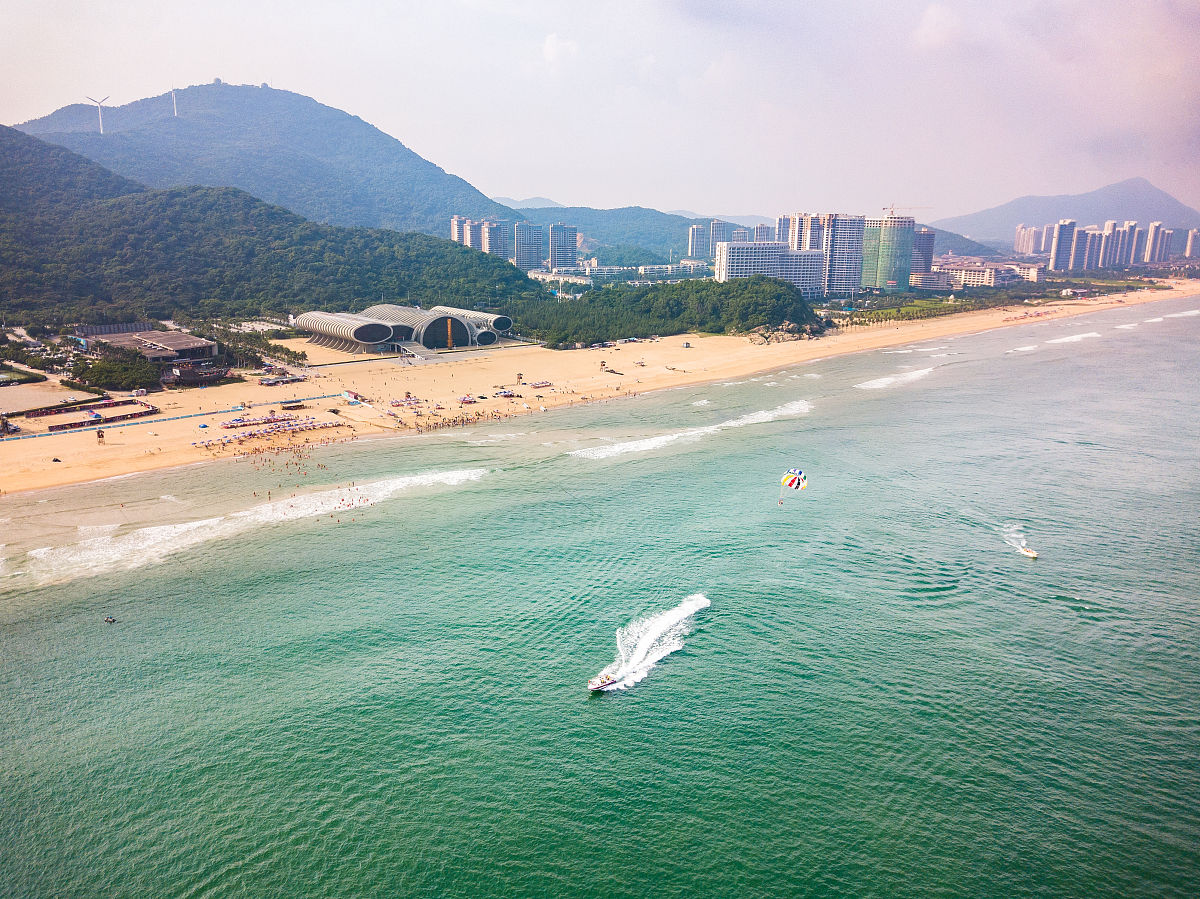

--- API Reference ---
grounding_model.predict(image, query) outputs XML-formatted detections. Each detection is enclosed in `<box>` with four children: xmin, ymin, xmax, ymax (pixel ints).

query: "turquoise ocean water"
<box><xmin>2</xmin><ymin>298</ymin><xmax>1199</xmax><ymax>897</ymax></box>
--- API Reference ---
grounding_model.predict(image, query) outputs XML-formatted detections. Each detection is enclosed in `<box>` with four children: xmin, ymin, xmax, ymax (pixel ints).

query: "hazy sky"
<box><xmin>3</xmin><ymin>0</ymin><xmax>1198</xmax><ymax>220</ymax></box>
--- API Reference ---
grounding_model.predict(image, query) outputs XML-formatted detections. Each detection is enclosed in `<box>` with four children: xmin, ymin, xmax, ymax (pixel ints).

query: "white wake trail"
<box><xmin>593</xmin><ymin>594</ymin><xmax>710</xmax><ymax>691</ymax></box>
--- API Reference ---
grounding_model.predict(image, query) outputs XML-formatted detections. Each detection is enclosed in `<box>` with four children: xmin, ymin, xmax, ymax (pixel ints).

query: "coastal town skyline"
<box><xmin>3</xmin><ymin>1</ymin><xmax>1198</xmax><ymax>221</ymax></box>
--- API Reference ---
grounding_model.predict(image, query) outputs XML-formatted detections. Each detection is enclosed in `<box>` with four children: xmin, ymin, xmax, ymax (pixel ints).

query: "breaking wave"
<box><xmin>1165</xmin><ymin>309</ymin><xmax>1199</xmax><ymax>317</ymax></box>
<box><xmin>1007</xmin><ymin>345</ymin><xmax>1038</xmax><ymax>353</ymax></box>
<box><xmin>1114</xmin><ymin>324</ymin><xmax>1139</xmax><ymax>330</ymax></box>
<box><xmin>592</xmin><ymin>594</ymin><xmax>710</xmax><ymax>691</ymax></box>
<box><xmin>568</xmin><ymin>400</ymin><xmax>812</xmax><ymax>460</ymax></box>
<box><xmin>1046</xmin><ymin>332</ymin><xmax>1101</xmax><ymax>344</ymax></box>
<box><xmin>854</xmin><ymin>367</ymin><xmax>936</xmax><ymax>390</ymax></box>
<box><xmin>8</xmin><ymin>469</ymin><xmax>487</xmax><ymax>587</ymax></box>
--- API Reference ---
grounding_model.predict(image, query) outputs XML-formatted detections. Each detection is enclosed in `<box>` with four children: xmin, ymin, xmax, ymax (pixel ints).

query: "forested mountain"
<box><xmin>0</xmin><ymin>126</ymin><xmax>546</xmax><ymax>324</ymax></box>
<box><xmin>932</xmin><ymin>178</ymin><xmax>1200</xmax><ymax>242</ymax></box>
<box><xmin>17</xmin><ymin>82</ymin><xmax>514</xmax><ymax>235</ymax></box>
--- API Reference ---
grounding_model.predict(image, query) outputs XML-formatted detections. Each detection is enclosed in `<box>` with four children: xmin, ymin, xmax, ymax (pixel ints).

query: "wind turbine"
<box><xmin>85</xmin><ymin>95</ymin><xmax>109</xmax><ymax>134</ymax></box>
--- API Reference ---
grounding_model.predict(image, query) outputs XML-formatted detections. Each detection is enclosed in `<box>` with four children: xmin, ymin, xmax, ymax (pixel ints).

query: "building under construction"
<box><xmin>293</xmin><ymin>305</ymin><xmax>510</xmax><ymax>355</ymax></box>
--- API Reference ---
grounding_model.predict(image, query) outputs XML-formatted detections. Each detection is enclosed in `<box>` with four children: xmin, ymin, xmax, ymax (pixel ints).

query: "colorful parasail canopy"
<box><xmin>781</xmin><ymin>468</ymin><xmax>807</xmax><ymax>490</ymax></box>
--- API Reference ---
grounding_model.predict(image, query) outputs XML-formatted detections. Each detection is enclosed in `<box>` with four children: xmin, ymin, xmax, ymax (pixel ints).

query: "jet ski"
<box><xmin>1019</xmin><ymin>546</ymin><xmax>1039</xmax><ymax>559</ymax></box>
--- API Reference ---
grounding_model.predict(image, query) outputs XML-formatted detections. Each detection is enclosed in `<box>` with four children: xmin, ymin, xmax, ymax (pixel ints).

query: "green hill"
<box><xmin>17</xmin><ymin>82</ymin><xmax>515</xmax><ymax>236</ymax></box>
<box><xmin>0</xmin><ymin>126</ymin><xmax>547</xmax><ymax>325</ymax></box>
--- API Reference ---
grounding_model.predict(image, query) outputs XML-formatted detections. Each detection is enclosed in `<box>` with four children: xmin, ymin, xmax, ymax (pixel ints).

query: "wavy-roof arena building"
<box><xmin>294</xmin><ymin>304</ymin><xmax>510</xmax><ymax>355</ymax></box>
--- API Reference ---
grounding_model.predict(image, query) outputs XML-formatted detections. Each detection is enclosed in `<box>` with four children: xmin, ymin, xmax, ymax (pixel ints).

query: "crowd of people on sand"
<box><xmin>1003</xmin><ymin>308</ymin><xmax>1059</xmax><ymax>323</ymax></box>
<box><xmin>194</xmin><ymin>418</ymin><xmax>349</xmax><ymax>452</ymax></box>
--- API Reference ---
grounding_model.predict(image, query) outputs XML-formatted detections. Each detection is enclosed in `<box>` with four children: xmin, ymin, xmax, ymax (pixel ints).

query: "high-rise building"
<box><xmin>753</xmin><ymin>223</ymin><xmax>775</xmax><ymax>242</ymax></box>
<box><xmin>775</xmin><ymin>215</ymin><xmax>792</xmax><ymax>244</ymax></box>
<box><xmin>512</xmin><ymin>222</ymin><xmax>544</xmax><ymax>271</ymax></box>
<box><xmin>788</xmin><ymin>214</ymin><xmax>824</xmax><ymax>252</ymax></box>
<box><xmin>731</xmin><ymin>227</ymin><xmax>751</xmax><ymax>242</ymax></box>
<box><xmin>450</xmin><ymin>215</ymin><xmax>466</xmax><ymax>244</ymax></box>
<box><xmin>548</xmin><ymin>223</ymin><xmax>578</xmax><ymax>270</ymax></box>
<box><xmin>709</xmin><ymin>220</ymin><xmax>734</xmax><ymax>257</ymax></box>
<box><xmin>462</xmin><ymin>219</ymin><xmax>484</xmax><ymax>249</ymax></box>
<box><xmin>862</xmin><ymin>215</ymin><xmax>915</xmax><ymax>291</ymax></box>
<box><xmin>688</xmin><ymin>223</ymin><xmax>709</xmax><ymax>259</ymax></box>
<box><xmin>1186</xmin><ymin>229</ymin><xmax>1199</xmax><ymax>258</ymax></box>
<box><xmin>1144</xmin><ymin>222</ymin><xmax>1165</xmax><ymax>263</ymax></box>
<box><xmin>1048</xmin><ymin>220</ymin><xmax>1076</xmax><ymax>271</ymax></box>
<box><xmin>912</xmin><ymin>229</ymin><xmax>936</xmax><ymax>274</ymax></box>
<box><xmin>819</xmin><ymin>214</ymin><xmax>865</xmax><ymax>297</ymax></box>
<box><xmin>1040</xmin><ymin>223</ymin><xmax>1055</xmax><ymax>254</ymax></box>
<box><xmin>481</xmin><ymin>221</ymin><xmax>511</xmax><ymax>259</ymax></box>
<box><xmin>1014</xmin><ymin>224</ymin><xmax>1041</xmax><ymax>256</ymax></box>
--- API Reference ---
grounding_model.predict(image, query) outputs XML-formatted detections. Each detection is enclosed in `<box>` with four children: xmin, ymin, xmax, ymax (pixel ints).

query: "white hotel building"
<box><xmin>714</xmin><ymin>241</ymin><xmax>824</xmax><ymax>299</ymax></box>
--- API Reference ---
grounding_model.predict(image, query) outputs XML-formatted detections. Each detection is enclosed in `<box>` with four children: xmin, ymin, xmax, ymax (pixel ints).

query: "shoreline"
<box><xmin>2</xmin><ymin>283</ymin><xmax>1195</xmax><ymax>498</ymax></box>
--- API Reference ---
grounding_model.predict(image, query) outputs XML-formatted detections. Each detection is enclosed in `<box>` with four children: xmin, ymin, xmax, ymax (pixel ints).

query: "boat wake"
<box><xmin>591</xmin><ymin>594</ymin><xmax>710</xmax><ymax>691</ymax></box>
<box><xmin>1002</xmin><ymin>522</ymin><xmax>1036</xmax><ymax>555</ymax></box>
<box><xmin>568</xmin><ymin>400</ymin><xmax>811</xmax><ymax>460</ymax></box>
<box><xmin>4</xmin><ymin>468</ymin><xmax>488</xmax><ymax>588</ymax></box>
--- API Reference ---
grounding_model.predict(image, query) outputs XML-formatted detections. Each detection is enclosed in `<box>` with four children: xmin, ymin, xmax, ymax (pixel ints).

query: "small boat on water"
<box><xmin>588</xmin><ymin>673</ymin><xmax>619</xmax><ymax>691</ymax></box>
<box><xmin>1019</xmin><ymin>546</ymin><xmax>1039</xmax><ymax>559</ymax></box>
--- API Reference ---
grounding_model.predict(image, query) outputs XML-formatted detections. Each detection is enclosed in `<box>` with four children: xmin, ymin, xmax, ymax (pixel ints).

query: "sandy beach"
<box><xmin>2</xmin><ymin>282</ymin><xmax>1194</xmax><ymax>496</ymax></box>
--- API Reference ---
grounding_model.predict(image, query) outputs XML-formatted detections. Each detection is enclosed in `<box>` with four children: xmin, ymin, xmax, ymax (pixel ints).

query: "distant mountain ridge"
<box><xmin>932</xmin><ymin>178</ymin><xmax>1200</xmax><ymax>241</ymax></box>
<box><xmin>17</xmin><ymin>82</ymin><xmax>516</xmax><ymax>235</ymax></box>
<box><xmin>494</xmin><ymin>196</ymin><xmax>564</xmax><ymax>208</ymax></box>
<box><xmin>16</xmin><ymin>83</ymin><xmax>998</xmax><ymax>263</ymax></box>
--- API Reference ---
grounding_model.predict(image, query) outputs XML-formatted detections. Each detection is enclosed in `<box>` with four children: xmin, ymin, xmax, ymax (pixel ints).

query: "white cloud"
<box><xmin>542</xmin><ymin>32</ymin><xmax>578</xmax><ymax>64</ymax></box>
<box><xmin>913</xmin><ymin>3</ymin><xmax>962</xmax><ymax>48</ymax></box>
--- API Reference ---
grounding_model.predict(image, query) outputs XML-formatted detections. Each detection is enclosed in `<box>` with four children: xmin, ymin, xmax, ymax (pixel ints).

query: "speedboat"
<box><xmin>1019</xmin><ymin>546</ymin><xmax>1039</xmax><ymax>559</ymax></box>
<box><xmin>588</xmin><ymin>673</ymin><xmax>618</xmax><ymax>691</ymax></box>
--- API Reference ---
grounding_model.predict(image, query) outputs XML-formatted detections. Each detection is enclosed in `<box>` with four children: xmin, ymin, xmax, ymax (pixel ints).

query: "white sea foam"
<box><xmin>160</xmin><ymin>494</ymin><xmax>184</xmax><ymax>504</ymax></box>
<box><xmin>1007</xmin><ymin>345</ymin><xmax>1038</xmax><ymax>353</ymax></box>
<box><xmin>16</xmin><ymin>469</ymin><xmax>487</xmax><ymax>587</ymax></box>
<box><xmin>691</xmin><ymin>399</ymin><xmax>711</xmax><ymax>406</ymax></box>
<box><xmin>1114</xmin><ymin>324</ymin><xmax>1139</xmax><ymax>330</ymax></box>
<box><xmin>802</xmin><ymin>373</ymin><xmax>821</xmax><ymax>379</ymax></box>
<box><xmin>1144</xmin><ymin>317</ymin><xmax>1164</xmax><ymax>323</ymax></box>
<box><xmin>466</xmin><ymin>433</ymin><xmax>528</xmax><ymax>445</ymax></box>
<box><xmin>593</xmin><ymin>594</ymin><xmax>710</xmax><ymax>691</ymax></box>
<box><xmin>764</xmin><ymin>381</ymin><xmax>779</xmax><ymax>387</ymax></box>
<box><xmin>568</xmin><ymin>399</ymin><xmax>812</xmax><ymax>460</ymax></box>
<box><xmin>882</xmin><ymin>349</ymin><xmax>914</xmax><ymax>354</ymax></box>
<box><xmin>1046</xmin><ymin>332</ymin><xmax>1101</xmax><ymax>344</ymax></box>
<box><xmin>1165</xmin><ymin>309</ymin><xmax>1199</xmax><ymax>317</ymax></box>
<box><xmin>854</xmin><ymin>367</ymin><xmax>936</xmax><ymax>390</ymax></box>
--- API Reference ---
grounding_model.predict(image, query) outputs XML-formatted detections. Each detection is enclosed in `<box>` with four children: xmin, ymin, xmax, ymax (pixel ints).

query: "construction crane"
<box><xmin>882</xmin><ymin>205</ymin><xmax>932</xmax><ymax>217</ymax></box>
